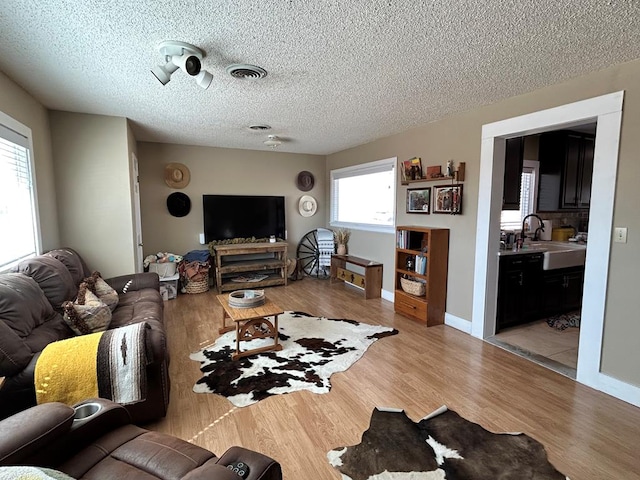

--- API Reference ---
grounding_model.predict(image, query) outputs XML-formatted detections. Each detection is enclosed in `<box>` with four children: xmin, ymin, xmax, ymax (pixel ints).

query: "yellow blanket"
<box><xmin>35</xmin><ymin>323</ymin><xmax>147</xmax><ymax>406</ymax></box>
<box><xmin>35</xmin><ymin>331</ymin><xmax>102</xmax><ymax>406</ymax></box>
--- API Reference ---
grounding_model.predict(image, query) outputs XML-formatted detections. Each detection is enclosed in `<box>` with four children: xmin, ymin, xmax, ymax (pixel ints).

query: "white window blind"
<box><xmin>330</xmin><ymin>158</ymin><xmax>396</xmax><ymax>233</ymax></box>
<box><xmin>500</xmin><ymin>161</ymin><xmax>539</xmax><ymax>231</ymax></box>
<box><xmin>0</xmin><ymin>120</ymin><xmax>39</xmax><ymax>271</ymax></box>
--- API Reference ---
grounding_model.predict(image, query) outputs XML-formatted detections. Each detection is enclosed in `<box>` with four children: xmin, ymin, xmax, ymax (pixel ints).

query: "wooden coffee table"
<box><xmin>217</xmin><ymin>293</ymin><xmax>284</xmax><ymax>360</ymax></box>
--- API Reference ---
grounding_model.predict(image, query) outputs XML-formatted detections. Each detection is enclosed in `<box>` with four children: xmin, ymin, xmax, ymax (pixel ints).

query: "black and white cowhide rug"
<box><xmin>328</xmin><ymin>406</ymin><xmax>569</xmax><ymax>480</ymax></box>
<box><xmin>190</xmin><ymin>311</ymin><xmax>398</xmax><ymax>407</ymax></box>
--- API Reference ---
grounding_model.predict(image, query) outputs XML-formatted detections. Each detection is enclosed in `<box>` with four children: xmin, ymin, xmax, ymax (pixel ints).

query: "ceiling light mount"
<box><xmin>151</xmin><ymin>40</ymin><xmax>213</xmax><ymax>89</ymax></box>
<box><xmin>264</xmin><ymin>135</ymin><xmax>282</xmax><ymax>148</ymax></box>
<box><xmin>226</xmin><ymin>64</ymin><xmax>267</xmax><ymax>79</ymax></box>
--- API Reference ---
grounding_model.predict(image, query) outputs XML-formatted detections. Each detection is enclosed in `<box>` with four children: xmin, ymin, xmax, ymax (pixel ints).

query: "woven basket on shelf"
<box><xmin>185</xmin><ymin>278</ymin><xmax>209</xmax><ymax>294</ymax></box>
<box><xmin>400</xmin><ymin>276</ymin><xmax>426</xmax><ymax>296</ymax></box>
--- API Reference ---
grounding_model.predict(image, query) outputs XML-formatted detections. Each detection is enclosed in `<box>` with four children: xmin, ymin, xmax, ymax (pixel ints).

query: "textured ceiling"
<box><xmin>1</xmin><ymin>1</ymin><xmax>639</xmax><ymax>155</ymax></box>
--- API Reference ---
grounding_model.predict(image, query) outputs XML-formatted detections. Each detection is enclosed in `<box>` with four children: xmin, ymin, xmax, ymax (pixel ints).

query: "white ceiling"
<box><xmin>1</xmin><ymin>1</ymin><xmax>639</xmax><ymax>155</ymax></box>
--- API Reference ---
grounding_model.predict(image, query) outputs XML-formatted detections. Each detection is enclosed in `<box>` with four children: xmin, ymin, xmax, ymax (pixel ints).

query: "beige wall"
<box><xmin>49</xmin><ymin>112</ymin><xmax>136</xmax><ymax>277</ymax></box>
<box><xmin>327</xmin><ymin>58</ymin><xmax>640</xmax><ymax>387</ymax></box>
<box><xmin>136</xmin><ymin>142</ymin><xmax>325</xmax><ymax>259</ymax></box>
<box><xmin>0</xmin><ymin>72</ymin><xmax>59</xmax><ymax>250</ymax></box>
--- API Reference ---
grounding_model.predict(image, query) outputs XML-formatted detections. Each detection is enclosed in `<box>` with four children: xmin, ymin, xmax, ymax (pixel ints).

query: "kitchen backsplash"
<box><xmin>540</xmin><ymin>211</ymin><xmax>589</xmax><ymax>232</ymax></box>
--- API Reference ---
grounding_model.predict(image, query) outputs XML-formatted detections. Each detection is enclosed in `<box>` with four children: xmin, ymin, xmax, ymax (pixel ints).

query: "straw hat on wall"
<box><xmin>164</xmin><ymin>163</ymin><xmax>191</xmax><ymax>188</ymax></box>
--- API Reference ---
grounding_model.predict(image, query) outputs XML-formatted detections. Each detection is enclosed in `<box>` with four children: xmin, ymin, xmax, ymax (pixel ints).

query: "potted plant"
<box><xmin>334</xmin><ymin>228</ymin><xmax>351</xmax><ymax>255</ymax></box>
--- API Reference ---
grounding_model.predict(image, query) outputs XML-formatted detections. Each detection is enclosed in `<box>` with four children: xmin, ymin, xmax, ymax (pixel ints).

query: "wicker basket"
<box><xmin>400</xmin><ymin>276</ymin><xmax>426</xmax><ymax>296</ymax></box>
<box><xmin>185</xmin><ymin>278</ymin><xmax>210</xmax><ymax>294</ymax></box>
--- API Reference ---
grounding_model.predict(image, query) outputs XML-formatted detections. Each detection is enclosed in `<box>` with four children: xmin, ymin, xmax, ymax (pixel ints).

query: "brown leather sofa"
<box><xmin>0</xmin><ymin>398</ymin><xmax>282</xmax><ymax>479</ymax></box>
<box><xmin>0</xmin><ymin>248</ymin><xmax>169</xmax><ymax>424</ymax></box>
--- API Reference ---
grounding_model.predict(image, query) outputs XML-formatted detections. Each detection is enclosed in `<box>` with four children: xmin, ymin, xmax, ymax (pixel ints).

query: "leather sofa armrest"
<box><xmin>20</xmin><ymin>399</ymin><xmax>132</xmax><ymax>468</ymax></box>
<box><xmin>181</xmin><ymin>461</ymin><xmax>248</xmax><ymax>480</ymax></box>
<box><xmin>0</xmin><ymin>402</ymin><xmax>74</xmax><ymax>465</ymax></box>
<box><xmin>106</xmin><ymin>272</ymin><xmax>160</xmax><ymax>293</ymax></box>
<box><xmin>68</xmin><ymin>398</ymin><xmax>131</xmax><ymax>439</ymax></box>
<box><xmin>215</xmin><ymin>447</ymin><xmax>283</xmax><ymax>480</ymax></box>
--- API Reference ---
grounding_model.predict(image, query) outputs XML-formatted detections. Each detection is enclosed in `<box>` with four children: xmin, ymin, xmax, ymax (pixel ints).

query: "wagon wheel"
<box><xmin>296</xmin><ymin>230</ymin><xmax>331</xmax><ymax>279</ymax></box>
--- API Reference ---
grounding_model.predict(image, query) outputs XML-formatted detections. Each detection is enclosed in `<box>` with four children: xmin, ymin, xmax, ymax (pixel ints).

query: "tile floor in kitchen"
<box><xmin>487</xmin><ymin>319</ymin><xmax>579</xmax><ymax>378</ymax></box>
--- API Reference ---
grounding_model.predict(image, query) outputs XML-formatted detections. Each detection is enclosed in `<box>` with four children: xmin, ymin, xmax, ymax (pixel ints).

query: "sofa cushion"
<box><xmin>12</xmin><ymin>256</ymin><xmax>77</xmax><ymax>310</ymax></box>
<box><xmin>45</xmin><ymin>249</ymin><xmax>89</xmax><ymax>287</ymax></box>
<box><xmin>59</xmin><ymin>426</ymin><xmax>216</xmax><ymax>480</ymax></box>
<box><xmin>62</xmin><ymin>291</ymin><xmax>112</xmax><ymax>336</ymax></box>
<box><xmin>0</xmin><ymin>274</ymin><xmax>63</xmax><ymax>376</ymax></box>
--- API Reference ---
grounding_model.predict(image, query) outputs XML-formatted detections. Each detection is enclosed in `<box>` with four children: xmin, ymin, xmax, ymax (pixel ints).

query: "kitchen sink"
<box><xmin>527</xmin><ymin>242</ymin><xmax>586</xmax><ymax>270</ymax></box>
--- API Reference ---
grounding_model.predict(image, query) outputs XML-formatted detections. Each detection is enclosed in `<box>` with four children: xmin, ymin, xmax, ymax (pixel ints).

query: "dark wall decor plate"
<box><xmin>167</xmin><ymin>192</ymin><xmax>191</xmax><ymax>217</ymax></box>
<box><xmin>296</xmin><ymin>171</ymin><xmax>315</xmax><ymax>191</ymax></box>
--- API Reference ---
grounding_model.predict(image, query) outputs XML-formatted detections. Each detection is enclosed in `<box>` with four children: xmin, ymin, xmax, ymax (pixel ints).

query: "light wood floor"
<box><xmin>147</xmin><ymin>278</ymin><xmax>640</xmax><ymax>479</ymax></box>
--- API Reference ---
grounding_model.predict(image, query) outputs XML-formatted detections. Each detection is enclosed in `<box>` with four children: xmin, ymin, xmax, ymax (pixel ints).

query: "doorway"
<box><xmin>488</xmin><ymin>125</ymin><xmax>594</xmax><ymax>378</ymax></box>
<box><xmin>471</xmin><ymin>92</ymin><xmax>624</xmax><ymax>397</ymax></box>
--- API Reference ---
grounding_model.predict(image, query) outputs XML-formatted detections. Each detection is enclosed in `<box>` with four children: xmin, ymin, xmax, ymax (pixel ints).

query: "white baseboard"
<box><xmin>444</xmin><ymin>313</ymin><xmax>472</xmax><ymax>333</ymax></box>
<box><xmin>579</xmin><ymin>371</ymin><xmax>640</xmax><ymax>408</ymax></box>
<box><xmin>381</xmin><ymin>289</ymin><xmax>394</xmax><ymax>302</ymax></box>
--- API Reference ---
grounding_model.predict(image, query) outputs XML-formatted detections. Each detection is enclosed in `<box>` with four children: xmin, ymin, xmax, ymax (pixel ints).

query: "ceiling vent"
<box><xmin>248</xmin><ymin>124</ymin><xmax>271</xmax><ymax>131</ymax></box>
<box><xmin>226</xmin><ymin>64</ymin><xmax>267</xmax><ymax>79</ymax></box>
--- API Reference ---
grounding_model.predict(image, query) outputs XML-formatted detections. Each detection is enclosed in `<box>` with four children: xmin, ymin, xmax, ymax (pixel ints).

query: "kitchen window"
<box><xmin>330</xmin><ymin>157</ymin><xmax>396</xmax><ymax>233</ymax></box>
<box><xmin>0</xmin><ymin>112</ymin><xmax>40</xmax><ymax>271</ymax></box>
<box><xmin>501</xmin><ymin>160</ymin><xmax>539</xmax><ymax>231</ymax></box>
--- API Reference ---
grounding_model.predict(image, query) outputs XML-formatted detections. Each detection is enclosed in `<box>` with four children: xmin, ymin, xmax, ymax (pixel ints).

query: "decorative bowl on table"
<box><xmin>228</xmin><ymin>289</ymin><xmax>266</xmax><ymax>308</ymax></box>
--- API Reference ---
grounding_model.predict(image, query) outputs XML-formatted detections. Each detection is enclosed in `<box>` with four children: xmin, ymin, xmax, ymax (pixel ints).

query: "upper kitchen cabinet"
<box><xmin>537</xmin><ymin>130</ymin><xmax>594</xmax><ymax>211</ymax></box>
<box><xmin>502</xmin><ymin>137</ymin><xmax>524</xmax><ymax>210</ymax></box>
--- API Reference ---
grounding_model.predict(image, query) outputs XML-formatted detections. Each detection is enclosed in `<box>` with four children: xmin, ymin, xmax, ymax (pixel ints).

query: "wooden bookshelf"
<box><xmin>394</xmin><ymin>226</ymin><xmax>449</xmax><ymax>326</ymax></box>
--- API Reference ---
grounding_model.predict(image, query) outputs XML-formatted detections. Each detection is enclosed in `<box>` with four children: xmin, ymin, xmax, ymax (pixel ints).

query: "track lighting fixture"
<box><xmin>264</xmin><ymin>135</ymin><xmax>282</xmax><ymax>148</ymax></box>
<box><xmin>151</xmin><ymin>41</ymin><xmax>213</xmax><ymax>89</ymax></box>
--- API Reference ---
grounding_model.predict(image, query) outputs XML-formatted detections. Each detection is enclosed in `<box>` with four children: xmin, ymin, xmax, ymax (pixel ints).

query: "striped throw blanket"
<box><xmin>35</xmin><ymin>323</ymin><xmax>148</xmax><ymax>406</ymax></box>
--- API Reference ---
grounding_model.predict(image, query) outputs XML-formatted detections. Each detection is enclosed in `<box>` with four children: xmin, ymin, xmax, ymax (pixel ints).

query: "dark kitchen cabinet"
<box><xmin>538</xmin><ymin>130</ymin><xmax>594</xmax><ymax>211</ymax></box>
<box><xmin>496</xmin><ymin>253</ymin><xmax>543</xmax><ymax>331</ymax></box>
<box><xmin>541</xmin><ymin>267</ymin><xmax>584</xmax><ymax>315</ymax></box>
<box><xmin>502</xmin><ymin>137</ymin><xmax>524</xmax><ymax>210</ymax></box>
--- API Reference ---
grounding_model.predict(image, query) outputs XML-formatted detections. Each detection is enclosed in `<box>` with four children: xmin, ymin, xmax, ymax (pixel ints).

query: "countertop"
<box><xmin>497</xmin><ymin>240</ymin><xmax>587</xmax><ymax>256</ymax></box>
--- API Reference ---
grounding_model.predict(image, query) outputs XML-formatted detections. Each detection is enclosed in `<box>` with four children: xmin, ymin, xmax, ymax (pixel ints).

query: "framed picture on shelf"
<box><xmin>433</xmin><ymin>184</ymin><xmax>463</xmax><ymax>214</ymax></box>
<box><xmin>402</xmin><ymin>157</ymin><xmax>423</xmax><ymax>181</ymax></box>
<box><xmin>406</xmin><ymin>187</ymin><xmax>431</xmax><ymax>214</ymax></box>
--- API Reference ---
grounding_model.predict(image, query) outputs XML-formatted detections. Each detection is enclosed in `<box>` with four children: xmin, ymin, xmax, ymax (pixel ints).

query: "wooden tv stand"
<box><xmin>213</xmin><ymin>242</ymin><xmax>288</xmax><ymax>293</ymax></box>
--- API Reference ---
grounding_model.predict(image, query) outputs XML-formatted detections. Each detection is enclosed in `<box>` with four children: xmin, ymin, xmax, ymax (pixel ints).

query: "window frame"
<box><xmin>329</xmin><ymin>157</ymin><xmax>396</xmax><ymax>234</ymax></box>
<box><xmin>500</xmin><ymin>159</ymin><xmax>540</xmax><ymax>231</ymax></box>
<box><xmin>0</xmin><ymin>110</ymin><xmax>41</xmax><ymax>272</ymax></box>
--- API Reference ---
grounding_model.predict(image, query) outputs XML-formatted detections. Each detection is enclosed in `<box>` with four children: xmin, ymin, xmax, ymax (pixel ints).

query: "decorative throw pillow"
<box><xmin>62</xmin><ymin>287</ymin><xmax>112</xmax><ymax>336</ymax></box>
<box><xmin>83</xmin><ymin>271</ymin><xmax>119</xmax><ymax>312</ymax></box>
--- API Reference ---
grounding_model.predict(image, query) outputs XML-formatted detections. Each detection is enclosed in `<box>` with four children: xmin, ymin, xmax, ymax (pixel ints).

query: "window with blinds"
<box><xmin>330</xmin><ymin>157</ymin><xmax>396</xmax><ymax>233</ymax></box>
<box><xmin>500</xmin><ymin>160</ymin><xmax>540</xmax><ymax>231</ymax></box>
<box><xmin>0</xmin><ymin>117</ymin><xmax>39</xmax><ymax>271</ymax></box>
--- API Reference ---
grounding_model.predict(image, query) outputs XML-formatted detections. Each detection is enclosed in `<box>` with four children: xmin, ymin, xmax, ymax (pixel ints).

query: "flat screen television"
<box><xmin>203</xmin><ymin>194</ymin><xmax>286</xmax><ymax>242</ymax></box>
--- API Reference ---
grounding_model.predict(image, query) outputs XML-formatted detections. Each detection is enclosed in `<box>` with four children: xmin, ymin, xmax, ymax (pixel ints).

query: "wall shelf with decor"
<box><xmin>394</xmin><ymin>226</ymin><xmax>449</xmax><ymax>326</ymax></box>
<box><xmin>400</xmin><ymin>161</ymin><xmax>465</xmax><ymax>185</ymax></box>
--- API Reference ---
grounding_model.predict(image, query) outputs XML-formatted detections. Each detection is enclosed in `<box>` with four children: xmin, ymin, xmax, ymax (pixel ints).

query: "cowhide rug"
<box><xmin>190</xmin><ymin>311</ymin><xmax>398</xmax><ymax>407</ymax></box>
<box><xmin>328</xmin><ymin>406</ymin><xmax>569</xmax><ymax>480</ymax></box>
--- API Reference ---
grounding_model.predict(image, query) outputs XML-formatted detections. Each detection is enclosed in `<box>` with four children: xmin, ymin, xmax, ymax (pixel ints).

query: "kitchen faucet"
<box><xmin>521</xmin><ymin>214</ymin><xmax>545</xmax><ymax>241</ymax></box>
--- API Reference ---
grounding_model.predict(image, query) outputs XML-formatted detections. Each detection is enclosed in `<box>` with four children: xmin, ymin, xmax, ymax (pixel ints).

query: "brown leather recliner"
<box><xmin>0</xmin><ymin>398</ymin><xmax>282</xmax><ymax>480</ymax></box>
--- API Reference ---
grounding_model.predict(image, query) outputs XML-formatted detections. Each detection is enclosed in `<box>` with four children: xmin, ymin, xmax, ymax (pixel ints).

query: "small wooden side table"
<box><xmin>217</xmin><ymin>294</ymin><xmax>284</xmax><ymax>360</ymax></box>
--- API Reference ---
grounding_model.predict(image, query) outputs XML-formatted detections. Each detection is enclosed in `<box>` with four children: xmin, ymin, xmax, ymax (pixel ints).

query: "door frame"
<box><xmin>471</xmin><ymin>91</ymin><xmax>638</xmax><ymax>406</ymax></box>
<box><xmin>131</xmin><ymin>152</ymin><xmax>144</xmax><ymax>273</ymax></box>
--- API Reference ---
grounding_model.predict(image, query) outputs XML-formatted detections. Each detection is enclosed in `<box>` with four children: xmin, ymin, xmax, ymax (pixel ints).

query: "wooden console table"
<box><xmin>330</xmin><ymin>254</ymin><xmax>383</xmax><ymax>299</ymax></box>
<box><xmin>213</xmin><ymin>242</ymin><xmax>288</xmax><ymax>293</ymax></box>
